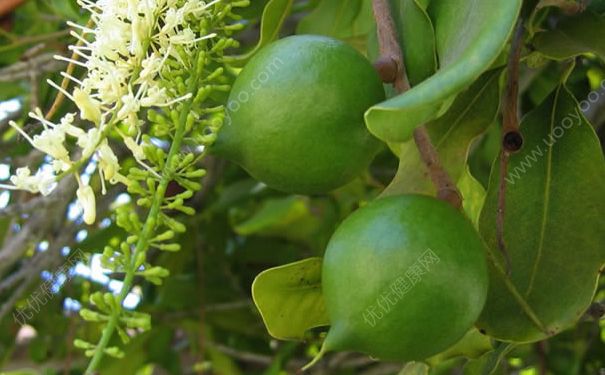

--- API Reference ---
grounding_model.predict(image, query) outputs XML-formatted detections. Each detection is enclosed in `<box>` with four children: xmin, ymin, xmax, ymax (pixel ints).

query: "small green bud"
<box><xmin>158</xmin><ymin>243</ymin><xmax>181</xmax><ymax>252</ymax></box>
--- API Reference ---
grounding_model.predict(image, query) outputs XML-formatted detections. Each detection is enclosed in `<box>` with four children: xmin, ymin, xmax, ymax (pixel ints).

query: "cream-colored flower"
<box><xmin>2</xmin><ymin>0</ymin><xmax>222</xmax><ymax>224</ymax></box>
<box><xmin>124</xmin><ymin>136</ymin><xmax>146</xmax><ymax>161</ymax></box>
<box><xmin>98</xmin><ymin>141</ymin><xmax>119</xmax><ymax>181</ymax></box>
<box><xmin>58</xmin><ymin>113</ymin><xmax>86</xmax><ymax>138</ymax></box>
<box><xmin>117</xmin><ymin>91</ymin><xmax>141</xmax><ymax>120</ymax></box>
<box><xmin>10</xmin><ymin>167</ymin><xmax>56</xmax><ymax>196</ymax></box>
<box><xmin>32</xmin><ymin>128</ymin><xmax>70</xmax><ymax>162</ymax></box>
<box><xmin>78</xmin><ymin>128</ymin><xmax>102</xmax><ymax>157</ymax></box>
<box><xmin>73</xmin><ymin>88</ymin><xmax>103</xmax><ymax>125</ymax></box>
<box><xmin>140</xmin><ymin>85</ymin><xmax>169</xmax><ymax>107</ymax></box>
<box><xmin>77</xmin><ymin>183</ymin><xmax>96</xmax><ymax>224</ymax></box>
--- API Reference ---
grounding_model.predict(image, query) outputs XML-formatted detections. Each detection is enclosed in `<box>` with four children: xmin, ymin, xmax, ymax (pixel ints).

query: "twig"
<box><xmin>0</xmin><ymin>0</ymin><xmax>25</xmax><ymax>18</ymax></box>
<box><xmin>0</xmin><ymin>53</ymin><xmax>63</xmax><ymax>82</ymax></box>
<box><xmin>497</xmin><ymin>19</ymin><xmax>525</xmax><ymax>275</ymax></box>
<box><xmin>204</xmin><ymin>299</ymin><xmax>252</xmax><ymax>312</ymax></box>
<box><xmin>0</xmin><ymin>193</ymin><xmax>62</xmax><ymax>218</ymax></box>
<box><xmin>0</xmin><ymin>104</ymin><xmax>21</xmax><ymax>132</ymax></box>
<box><xmin>0</xmin><ymin>279</ymin><xmax>28</xmax><ymax>322</ymax></box>
<box><xmin>371</xmin><ymin>0</ymin><xmax>461</xmax><ymax>208</ymax></box>
<box><xmin>196</xmin><ymin>237</ymin><xmax>206</xmax><ymax>372</ymax></box>
<box><xmin>413</xmin><ymin>129</ymin><xmax>463</xmax><ymax>207</ymax></box>
<box><xmin>0</xmin><ymin>30</ymin><xmax>70</xmax><ymax>54</ymax></box>
<box><xmin>207</xmin><ymin>341</ymin><xmax>305</xmax><ymax>369</ymax></box>
<box><xmin>535</xmin><ymin>341</ymin><xmax>547</xmax><ymax>375</ymax></box>
<box><xmin>0</xmin><ymin>182</ymin><xmax>121</xmax><ymax>322</ymax></box>
<box><xmin>63</xmin><ymin>314</ymin><xmax>78</xmax><ymax>375</ymax></box>
<box><xmin>45</xmin><ymin>19</ymin><xmax>95</xmax><ymax>121</ymax></box>
<box><xmin>584</xmin><ymin>301</ymin><xmax>605</xmax><ymax>320</ymax></box>
<box><xmin>359</xmin><ymin>364</ymin><xmax>406</xmax><ymax>375</ymax></box>
<box><xmin>372</xmin><ymin>0</ymin><xmax>409</xmax><ymax>92</ymax></box>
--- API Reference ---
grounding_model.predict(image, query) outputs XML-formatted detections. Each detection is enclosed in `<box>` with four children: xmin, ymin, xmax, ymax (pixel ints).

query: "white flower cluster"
<box><xmin>3</xmin><ymin>0</ymin><xmax>219</xmax><ymax>224</ymax></box>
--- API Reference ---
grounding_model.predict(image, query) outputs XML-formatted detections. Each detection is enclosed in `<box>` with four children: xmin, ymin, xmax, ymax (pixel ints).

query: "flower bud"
<box><xmin>77</xmin><ymin>184</ymin><xmax>97</xmax><ymax>225</ymax></box>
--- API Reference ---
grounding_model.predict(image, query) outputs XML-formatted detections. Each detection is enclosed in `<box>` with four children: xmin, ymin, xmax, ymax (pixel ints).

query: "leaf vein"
<box><xmin>524</xmin><ymin>86</ymin><xmax>559</xmax><ymax>297</ymax></box>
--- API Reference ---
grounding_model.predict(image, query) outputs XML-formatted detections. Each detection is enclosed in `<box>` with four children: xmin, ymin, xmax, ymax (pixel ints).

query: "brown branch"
<box><xmin>0</xmin><ymin>193</ymin><xmax>63</xmax><ymax>218</ymax></box>
<box><xmin>63</xmin><ymin>314</ymin><xmax>78</xmax><ymax>375</ymax></box>
<box><xmin>371</xmin><ymin>0</ymin><xmax>461</xmax><ymax>209</ymax></box>
<box><xmin>0</xmin><ymin>182</ymin><xmax>121</xmax><ymax>322</ymax></box>
<box><xmin>207</xmin><ymin>341</ymin><xmax>306</xmax><ymax>370</ymax></box>
<box><xmin>0</xmin><ymin>0</ymin><xmax>25</xmax><ymax>18</ymax></box>
<box><xmin>372</xmin><ymin>0</ymin><xmax>409</xmax><ymax>92</ymax></box>
<box><xmin>413</xmin><ymin>129</ymin><xmax>462</xmax><ymax>206</ymax></box>
<box><xmin>535</xmin><ymin>341</ymin><xmax>547</xmax><ymax>375</ymax></box>
<box><xmin>0</xmin><ymin>53</ymin><xmax>63</xmax><ymax>82</ymax></box>
<box><xmin>0</xmin><ymin>30</ymin><xmax>71</xmax><ymax>54</ymax></box>
<box><xmin>45</xmin><ymin>19</ymin><xmax>95</xmax><ymax>121</ymax></box>
<box><xmin>196</xmin><ymin>237</ymin><xmax>206</xmax><ymax>373</ymax></box>
<box><xmin>584</xmin><ymin>301</ymin><xmax>605</xmax><ymax>320</ymax></box>
<box><xmin>497</xmin><ymin>20</ymin><xmax>525</xmax><ymax>275</ymax></box>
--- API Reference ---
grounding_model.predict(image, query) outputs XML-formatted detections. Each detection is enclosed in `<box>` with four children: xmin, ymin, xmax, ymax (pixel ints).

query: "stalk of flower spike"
<box><xmin>76</xmin><ymin>0</ymin><xmax>247</xmax><ymax>372</ymax></box>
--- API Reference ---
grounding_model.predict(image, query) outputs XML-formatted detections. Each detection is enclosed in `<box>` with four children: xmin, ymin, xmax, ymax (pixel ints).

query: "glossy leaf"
<box><xmin>537</xmin><ymin>0</ymin><xmax>587</xmax><ymax>13</ymax></box>
<box><xmin>251</xmin><ymin>258</ymin><xmax>329</xmax><ymax>340</ymax></box>
<box><xmin>365</xmin><ymin>0</ymin><xmax>521</xmax><ymax>142</ymax></box>
<box><xmin>230</xmin><ymin>0</ymin><xmax>293</xmax><ymax>65</ymax></box>
<box><xmin>0</xmin><ymin>83</ymin><xmax>26</xmax><ymax>102</ymax></box>
<box><xmin>589</xmin><ymin>0</ymin><xmax>605</xmax><ymax>13</ymax></box>
<box><xmin>296</xmin><ymin>0</ymin><xmax>373</xmax><ymax>50</ymax></box>
<box><xmin>463</xmin><ymin>343</ymin><xmax>515</xmax><ymax>375</ymax></box>
<box><xmin>398</xmin><ymin>362</ymin><xmax>430</xmax><ymax>375</ymax></box>
<box><xmin>534</xmin><ymin>11</ymin><xmax>605</xmax><ymax>61</ymax></box>
<box><xmin>427</xmin><ymin>328</ymin><xmax>492</xmax><ymax>365</ymax></box>
<box><xmin>234</xmin><ymin>196</ymin><xmax>311</xmax><ymax>236</ymax></box>
<box><xmin>458</xmin><ymin>168</ymin><xmax>487</xmax><ymax>228</ymax></box>
<box><xmin>477</xmin><ymin>85</ymin><xmax>605</xmax><ymax>342</ymax></box>
<box><xmin>50</xmin><ymin>0</ymin><xmax>81</xmax><ymax>21</ymax></box>
<box><xmin>389</xmin><ymin>0</ymin><xmax>437</xmax><ymax>86</ymax></box>
<box><xmin>382</xmin><ymin>70</ymin><xmax>500</xmax><ymax>197</ymax></box>
<box><xmin>233</xmin><ymin>196</ymin><xmax>335</xmax><ymax>248</ymax></box>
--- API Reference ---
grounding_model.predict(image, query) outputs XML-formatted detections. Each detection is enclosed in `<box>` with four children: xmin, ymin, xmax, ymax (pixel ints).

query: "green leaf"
<box><xmin>156</xmin><ymin>274</ymin><xmax>200</xmax><ymax>310</ymax></box>
<box><xmin>232</xmin><ymin>196</ymin><xmax>331</xmax><ymax>247</ymax></box>
<box><xmin>78</xmin><ymin>223</ymin><xmax>127</xmax><ymax>254</ymax></box>
<box><xmin>398</xmin><ymin>362</ymin><xmax>430</xmax><ymax>375</ymax></box>
<box><xmin>0</xmin><ymin>83</ymin><xmax>26</xmax><ymax>102</ymax></box>
<box><xmin>365</xmin><ymin>0</ymin><xmax>521</xmax><ymax>142</ymax></box>
<box><xmin>427</xmin><ymin>328</ymin><xmax>493</xmax><ymax>365</ymax></box>
<box><xmin>389</xmin><ymin>0</ymin><xmax>437</xmax><ymax>86</ymax></box>
<box><xmin>382</xmin><ymin>69</ymin><xmax>501</xmax><ymax>197</ymax></box>
<box><xmin>230</xmin><ymin>0</ymin><xmax>293</xmax><ymax>66</ymax></box>
<box><xmin>589</xmin><ymin>0</ymin><xmax>605</xmax><ymax>13</ymax></box>
<box><xmin>252</xmin><ymin>258</ymin><xmax>329</xmax><ymax>340</ymax></box>
<box><xmin>458</xmin><ymin>168</ymin><xmax>487</xmax><ymax>228</ymax></box>
<box><xmin>537</xmin><ymin>0</ymin><xmax>586</xmax><ymax>13</ymax></box>
<box><xmin>477</xmin><ymin>85</ymin><xmax>605</xmax><ymax>342</ymax></box>
<box><xmin>233</xmin><ymin>196</ymin><xmax>311</xmax><ymax>236</ymax></box>
<box><xmin>296</xmin><ymin>0</ymin><xmax>374</xmax><ymax>50</ymax></box>
<box><xmin>463</xmin><ymin>342</ymin><xmax>516</xmax><ymax>375</ymax></box>
<box><xmin>533</xmin><ymin>11</ymin><xmax>605</xmax><ymax>61</ymax></box>
<box><xmin>50</xmin><ymin>0</ymin><xmax>81</xmax><ymax>21</ymax></box>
